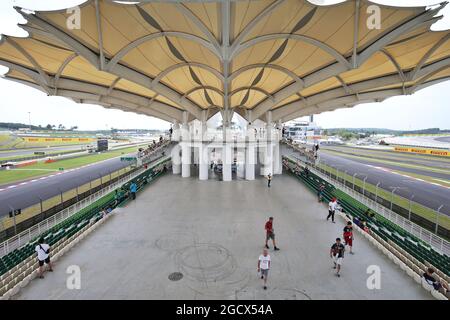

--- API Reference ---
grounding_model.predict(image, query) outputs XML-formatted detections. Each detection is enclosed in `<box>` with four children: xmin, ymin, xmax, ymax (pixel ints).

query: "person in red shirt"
<box><xmin>343</xmin><ymin>221</ymin><xmax>354</xmax><ymax>255</ymax></box>
<box><xmin>264</xmin><ymin>217</ymin><xmax>279</xmax><ymax>251</ymax></box>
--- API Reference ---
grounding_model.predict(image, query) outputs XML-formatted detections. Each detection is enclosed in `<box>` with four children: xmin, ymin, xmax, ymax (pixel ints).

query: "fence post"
<box><xmin>435</xmin><ymin>205</ymin><xmax>443</xmax><ymax>234</ymax></box>
<box><xmin>408</xmin><ymin>195</ymin><xmax>414</xmax><ymax>221</ymax></box>
<box><xmin>375</xmin><ymin>182</ymin><xmax>380</xmax><ymax>203</ymax></box>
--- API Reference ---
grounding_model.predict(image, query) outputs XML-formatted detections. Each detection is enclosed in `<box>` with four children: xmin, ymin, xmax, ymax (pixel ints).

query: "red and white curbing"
<box><xmin>0</xmin><ymin>155</ymin><xmax>130</xmax><ymax>193</ymax></box>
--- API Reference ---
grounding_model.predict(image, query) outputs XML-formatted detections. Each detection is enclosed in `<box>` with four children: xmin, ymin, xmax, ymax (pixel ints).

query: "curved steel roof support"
<box><xmin>272</xmin><ymin>54</ymin><xmax>450</xmax><ymax>122</ymax></box>
<box><xmin>152</xmin><ymin>62</ymin><xmax>224</xmax><ymax>85</ymax></box>
<box><xmin>183</xmin><ymin>85</ymin><xmax>223</xmax><ymax>98</ymax></box>
<box><xmin>231</xmin><ymin>33</ymin><xmax>350</xmax><ymax>68</ymax></box>
<box><xmin>53</xmin><ymin>53</ymin><xmax>77</xmax><ymax>95</ymax></box>
<box><xmin>106</xmin><ymin>77</ymin><xmax>121</xmax><ymax>96</ymax></box>
<box><xmin>106</xmin><ymin>31</ymin><xmax>220</xmax><ymax>70</ymax></box>
<box><xmin>408</xmin><ymin>65</ymin><xmax>450</xmax><ymax>94</ymax></box>
<box><xmin>409</xmin><ymin>76</ymin><xmax>450</xmax><ymax>94</ymax></box>
<box><xmin>94</xmin><ymin>0</ymin><xmax>105</xmax><ymax>70</ymax></box>
<box><xmin>380</xmin><ymin>49</ymin><xmax>405</xmax><ymax>82</ymax></box>
<box><xmin>229</xmin><ymin>63</ymin><xmax>303</xmax><ymax>84</ymax></box>
<box><xmin>2</xmin><ymin>59</ymin><xmax>184</xmax><ymax>122</ymax></box>
<box><xmin>15</xmin><ymin>8</ymin><xmax>204</xmax><ymax>120</ymax></box>
<box><xmin>55</xmin><ymin>78</ymin><xmax>184</xmax><ymax>121</ymax></box>
<box><xmin>250</xmin><ymin>4</ymin><xmax>448</xmax><ymax>121</ymax></box>
<box><xmin>271</xmin><ymin>73</ymin><xmax>404</xmax><ymax>121</ymax></box>
<box><xmin>221</xmin><ymin>0</ymin><xmax>231</xmax><ymax>126</ymax></box>
<box><xmin>281</xmin><ymin>89</ymin><xmax>404</xmax><ymax>122</ymax></box>
<box><xmin>230</xmin><ymin>0</ymin><xmax>286</xmax><ymax>53</ymax></box>
<box><xmin>356</xmin><ymin>4</ymin><xmax>446</xmax><ymax>66</ymax></box>
<box><xmin>230</xmin><ymin>86</ymin><xmax>273</xmax><ymax>100</ymax></box>
<box><xmin>335</xmin><ymin>75</ymin><xmax>352</xmax><ymax>95</ymax></box>
<box><xmin>411</xmin><ymin>56</ymin><xmax>450</xmax><ymax>80</ymax></box>
<box><xmin>409</xmin><ymin>33</ymin><xmax>450</xmax><ymax>81</ymax></box>
<box><xmin>3</xmin><ymin>76</ymin><xmax>47</xmax><ymax>94</ymax></box>
<box><xmin>20</xmin><ymin>24</ymin><xmax>70</xmax><ymax>49</ymax></box>
<box><xmin>61</xmin><ymin>91</ymin><xmax>176</xmax><ymax>123</ymax></box>
<box><xmin>0</xmin><ymin>59</ymin><xmax>50</xmax><ymax>91</ymax></box>
<box><xmin>17</xmin><ymin>9</ymin><xmax>100</xmax><ymax>68</ymax></box>
<box><xmin>175</xmin><ymin>3</ymin><xmax>221</xmax><ymax>56</ymax></box>
<box><xmin>3</xmin><ymin>36</ymin><xmax>50</xmax><ymax>92</ymax></box>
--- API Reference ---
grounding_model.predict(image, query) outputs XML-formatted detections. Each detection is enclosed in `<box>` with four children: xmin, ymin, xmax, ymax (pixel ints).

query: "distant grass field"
<box><xmin>317</xmin><ymin>163</ymin><xmax>450</xmax><ymax>230</ymax></box>
<box><xmin>0</xmin><ymin>133</ymin><xmax>96</xmax><ymax>150</ymax></box>
<box><xmin>0</xmin><ymin>134</ymin><xmax>22</xmax><ymax>149</ymax></box>
<box><xmin>0</xmin><ymin>146</ymin><xmax>139</xmax><ymax>185</ymax></box>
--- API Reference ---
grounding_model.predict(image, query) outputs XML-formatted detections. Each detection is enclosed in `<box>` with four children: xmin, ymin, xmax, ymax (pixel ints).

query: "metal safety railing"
<box><xmin>283</xmin><ymin>142</ymin><xmax>450</xmax><ymax>257</ymax></box>
<box><xmin>0</xmin><ymin>145</ymin><xmax>171</xmax><ymax>258</ymax></box>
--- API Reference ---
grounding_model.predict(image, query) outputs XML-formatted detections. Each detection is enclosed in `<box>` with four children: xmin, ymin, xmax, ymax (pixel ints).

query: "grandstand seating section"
<box><xmin>0</xmin><ymin>159</ymin><xmax>169</xmax><ymax>282</ymax></box>
<box><xmin>282</xmin><ymin>156</ymin><xmax>450</xmax><ymax>278</ymax></box>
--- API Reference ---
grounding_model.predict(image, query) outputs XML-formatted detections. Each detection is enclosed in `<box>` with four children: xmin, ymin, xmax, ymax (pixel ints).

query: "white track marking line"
<box><xmin>365</xmin><ymin>164</ymin><xmax>450</xmax><ymax>190</ymax></box>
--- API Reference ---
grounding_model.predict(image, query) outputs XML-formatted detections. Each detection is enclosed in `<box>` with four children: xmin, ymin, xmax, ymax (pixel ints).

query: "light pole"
<box><xmin>408</xmin><ymin>195</ymin><xmax>415</xmax><ymax>221</ymax></box>
<box><xmin>28</xmin><ymin>112</ymin><xmax>31</xmax><ymax>130</ymax></box>
<box><xmin>435</xmin><ymin>205</ymin><xmax>444</xmax><ymax>234</ymax></box>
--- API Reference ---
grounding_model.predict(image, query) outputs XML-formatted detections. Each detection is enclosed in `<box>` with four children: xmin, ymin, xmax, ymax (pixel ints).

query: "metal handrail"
<box><xmin>282</xmin><ymin>148</ymin><xmax>450</xmax><ymax>257</ymax></box>
<box><xmin>0</xmin><ymin>145</ymin><xmax>171</xmax><ymax>258</ymax></box>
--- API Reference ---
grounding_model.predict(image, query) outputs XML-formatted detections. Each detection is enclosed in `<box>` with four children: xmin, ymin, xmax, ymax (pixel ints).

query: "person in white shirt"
<box><xmin>327</xmin><ymin>198</ymin><xmax>338</xmax><ymax>223</ymax></box>
<box><xmin>258</xmin><ymin>249</ymin><xmax>271</xmax><ymax>290</ymax></box>
<box><xmin>35</xmin><ymin>237</ymin><xmax>53</xmax><ymax>279</ymax></box>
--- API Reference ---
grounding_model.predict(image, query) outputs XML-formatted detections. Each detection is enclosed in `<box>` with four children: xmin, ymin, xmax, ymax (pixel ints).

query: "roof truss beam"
<box><xmin>16</xmin><ymin>8</ymin><xmax>204</xmax><ymax>120</ymax></box>
<box><xmin>175</xmin><ymin>3</ymin><xmax>221</xmax><ymax>56</ymax></box>
<box><xmin>250</xmin><ymin>4</ymin><xmax>447</xmax><ymax>121</ymax></box>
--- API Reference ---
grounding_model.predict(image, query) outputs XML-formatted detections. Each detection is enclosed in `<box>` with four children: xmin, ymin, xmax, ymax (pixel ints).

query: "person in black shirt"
<box><xmin>330</xmin><ymin>238</ymin><xmax>345</xmax><ymax>277</ymax></box>
<box><xmin>423</xmin><ymin>267</ymin><xmax>449</xmax><ymax>296</ymax></box>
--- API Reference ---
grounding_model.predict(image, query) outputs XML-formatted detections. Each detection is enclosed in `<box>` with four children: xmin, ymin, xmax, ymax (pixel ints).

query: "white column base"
<box><xmin>182</xmin><ymin>164</ymin><xmax>190</xmax><ymax>177</ymax></box>
<box><xmin>199</xmin><ymin>143</ymin><xmax>209</xmax><ymax>181</ymax></box>
<box><xmin>172</xmin><ymin>144</ymin><xmax>181</xmax><ymax>175</ymax></box>
<box><xmin>172</xmin><ymin>163</ymin><xmax>181</xmax><ymax>175</ymax></box>
<box><xmin>245</xmin><ymin>143</ymin><xmax>255</xmax><ymax>181</ymax></box>
<box><xmin>263</xmin><ymin>142</ymin><xmax>273</xmax><ymax>176</ymax></box>
<box><xmin>181</xmin><ymin>142</ymin><xmax>191</xmax><ymax>178</ymax></box>
<box><xmin>273</xmin><ymin>142</ymin><xmax>282</xmax><ymax>175</ymax></box>
<box><xmin>222</xmin><ymin>143</ymin><xmax>232</xmax><ymax>181</ymax></box>
<box><xmin>199</xmin><ymin>162</ymin><xmax>208</xmax><ymax>180</ymax></box>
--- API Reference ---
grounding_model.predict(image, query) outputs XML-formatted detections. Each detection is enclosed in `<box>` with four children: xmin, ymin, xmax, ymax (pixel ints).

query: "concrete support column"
<box><xmin>273</xmin><ymin>141</ymin><xmax>282</xmax><ymax>174</ymax></box>
<box><xmin>199</xmin><ymin>143</ymin><xmax>209</xmax><ymax>181</ymax></box>
<box><xmin>236</xmin><ymin>146</ymin><xmax>245</xmax><ymax>179</ymax></box>
<box><xmin>245</xmin><ymin>142</ymin><xmax>256</xmax><ymax>180</ymax></box>
<box><xmin>223</xmin><ymin>142</ymin><xmax>232</xmax><ymax>181</ymax></box>
<box><xmin>266</xmin><ymin>111</ymin><xmax>273</xmax><ymax>142</ymax></box>
<box><xmin>263</xmin><ymin>142</ymin><xmax>273</xmax><ymax>176</ymax></box>
<box><xmin>172</xmin><ymin>121</ymin><xmax>180</xmax><ymax>141</ymax></box>
<box><xmin>193</xmin><ymin>144</ymin><xmax>199</xmax><ymax>164</ymax></box>
<box><xmin>172</xmin><ymin>143</ymin><xmax>181</xmax><ymax>174</ymax></box>
<box><xmin>181</xmin><ymin>114</ymin><xmax>191</xmax><ymax>178</ymax></box>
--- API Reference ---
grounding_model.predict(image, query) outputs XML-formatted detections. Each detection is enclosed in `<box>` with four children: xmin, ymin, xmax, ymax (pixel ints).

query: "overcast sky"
<box><xmin>0</xmin><ymin>0</ymin><xmax>449</xmax><ymax>130</ymax></box>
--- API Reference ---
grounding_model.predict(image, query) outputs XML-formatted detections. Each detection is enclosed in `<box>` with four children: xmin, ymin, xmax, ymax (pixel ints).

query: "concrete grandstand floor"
<box><xmin>13</xmin><ymin>173</ymin><xmax>430</xmax><ymax>300</ymax></box>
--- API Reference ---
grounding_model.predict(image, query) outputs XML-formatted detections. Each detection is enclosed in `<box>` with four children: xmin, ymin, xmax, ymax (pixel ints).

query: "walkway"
<box><xmin>14</xmin><ymin>173</ymin><xmax>430</xmax><ymax>299</ymax></box>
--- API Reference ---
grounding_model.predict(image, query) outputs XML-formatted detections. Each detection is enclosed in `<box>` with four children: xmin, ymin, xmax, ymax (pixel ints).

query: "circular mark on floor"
<box><xmin>175</xmin><ymin>243</ymin><xmax>236</xmax><ymax>282</ymax></box>
<box><xmin>270</xmin><ymin>288</ymin><xmax>312</xmax><ymax>300</ymax></box>
<box><xmin>168</xmin><ymin>272</ymin><xmax>183</xmax><ymax>281</ymax></box>
<box><xmin>155</xmin><ymin>232</ymin><xmax>196</xmax><ymax>251</ymax></box>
